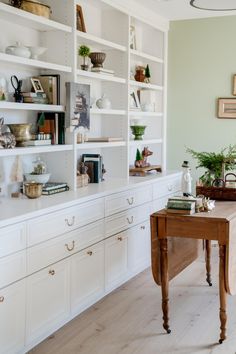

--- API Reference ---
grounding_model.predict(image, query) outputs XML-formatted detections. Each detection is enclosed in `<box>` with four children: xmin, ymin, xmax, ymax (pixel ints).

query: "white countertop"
<box><xmin>0</xmin><ymin>171</ymin><xmax>181</xmax><ymax>228</ymax></box>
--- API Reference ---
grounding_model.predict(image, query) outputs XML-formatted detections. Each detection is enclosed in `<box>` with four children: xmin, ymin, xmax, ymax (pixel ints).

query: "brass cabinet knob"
<box><xmin>127</xmin><ymin>216</ymin><xmax>134</xmax><ymax>224</ymax></box>
<box><xmin>49</xmin><ymin>269</ymin><xmax>55</xmax><ymax>276</ymax></box>
<box><xmin>65</xmin><ymin>240</ymin><xmax>75</xmax><ymax>252</ymax></box>
<box><xmin>118</xmin><ymin>236</ymin><xmax>123</xmax><ymax>241</ymax></box>
<box><xmin>87</xmin><ymin>251</ymin><xmax>93</xmax><ymax>256</ymax></box>
<box><xmin>126</xmin><ymin>197</ymin><xmax>134</xmax><ymax>205</ymax></box>
<box><xmin>0</xmin><ymin>296</ymin><xmax>4</xmax><ymax>303</ymax></box>
<box><xmin>65</xmin><ymin>216</ymin><xmax>75</xmax><ymax>227</ymax></box>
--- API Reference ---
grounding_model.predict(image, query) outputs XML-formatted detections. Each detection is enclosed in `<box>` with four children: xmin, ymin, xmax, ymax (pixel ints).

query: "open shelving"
<box><xmin>76</xmin><ymin>141</ymin><xmax>126</xmax><ymax>149</ymax></box>
<box><xmin>0</xmin><ymin>144</ymin><xmax>73</xmax><ymax>157</ymax></box>
<box><xmin>90</xmin><ymin>108</ymin><xmax>126</xmax><ymax>115</ymax></box>
<box><xmin>0</xmin><ymin>102</ymin><xmax>65</xmax><ymax>112</ymax></box>
<box><xmin>130</xmin><ymin>49</ymin><xmax>163</xmax><ymax>64</ymax></box>
<box><xmin>129</xmin><ymin>80</ymin><xmax>163</xmax><ymax>91</ymax></box>
<box><xmin>77</xmin><ymin>31</ymin><xmax>126</xmax><ymax>52</ymax></box>
<box><xmin>129</xmin><ymin>111</ymin><xmax>162</xmax><ymax>117</ymax></box>
<box><xmin>129</xmin><ymin>139</ymin><xmax>163</xmax><ymax>146</ymax></box>
<box><xmin>77</xmin><ymin>69</ymin><xmax>126</xmax><ymax>84</ymax></box>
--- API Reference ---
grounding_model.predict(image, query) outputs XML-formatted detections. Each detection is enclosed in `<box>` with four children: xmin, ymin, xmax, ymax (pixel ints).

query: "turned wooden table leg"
<box><xmin>160</xmin><ymin>238</ymin><xmax>171</xmax><ymax>334</ymax></box>
<box><xmin>205</xmin><ymin>240</ymin><xmax>212</xmax><ymax>286</ymax></box>
<box><xmin>219</xmin><ymin>244</ymin><xmax>227</xmax><ymax>344</ymax></box>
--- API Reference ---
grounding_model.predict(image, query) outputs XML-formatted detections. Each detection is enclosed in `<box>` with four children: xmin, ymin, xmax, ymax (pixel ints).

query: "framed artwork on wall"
<box><xmin>76</xmin><ymin>5</ymin><xmax>86</xmax><ymax>32</ymax></box>
<box><xmin>218</xmin><ymin>98</ymin><xmax>236</xmax><ymax>118</ymax></box>
<box><xmin>66</xmin><ymin>82</ymin><xmax>90</xmax><ymax>129</ymax></box>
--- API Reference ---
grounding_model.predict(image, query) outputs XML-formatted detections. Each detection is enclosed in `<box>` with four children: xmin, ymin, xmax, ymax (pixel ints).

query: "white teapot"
<box><xmin>96</xmin><ymin>94</ymin><xmax>112</xmax><ymax>109</ymax></box>
<box><xmin>5</xmin><ymin>42</ymin><xmax>31</xmax><ymax>59</ymax></box>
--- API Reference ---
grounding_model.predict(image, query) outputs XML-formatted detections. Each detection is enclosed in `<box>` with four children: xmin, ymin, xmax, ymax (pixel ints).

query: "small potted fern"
<box><xmin>78</xmin><ymin>45</ymin><xmax>90</xmax><ymax>71</ymax></box>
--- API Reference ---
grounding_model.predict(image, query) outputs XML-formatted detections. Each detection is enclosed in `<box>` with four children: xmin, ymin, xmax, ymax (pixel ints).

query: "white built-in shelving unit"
<box><xmin>0</xmin><ymin>0</ymin><xmax>168</xmax><ymax>195</ymax></box>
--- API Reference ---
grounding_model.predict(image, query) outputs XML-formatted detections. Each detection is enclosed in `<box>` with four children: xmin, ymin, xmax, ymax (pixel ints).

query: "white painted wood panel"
<box><xmin>0</xmin><ymin>250</ymin><xmax>26</xmax><ymax>289</ymax></box>
<box><xmin>0</xmin><ymin>222</ymin><xmax>26</xmax><ymax>258</ymax></box>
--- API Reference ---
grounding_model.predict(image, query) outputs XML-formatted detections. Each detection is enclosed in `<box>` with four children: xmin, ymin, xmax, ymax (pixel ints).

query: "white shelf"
<box><xmin>0</xmin><ymin>2</ymin><xmax>72</xmax><ymax>33</ymax></box>
<box><xmin>77</xmin><ymin>70</ymin><xmax>126</xmax><ymax>84</ymax></box>
<box><xmin>0</xmin><ymin>145</ymin><xmax>73</xmax><ymax>157</ymax></box>
<box><xmin>76</xmin><ymin>141</ymin><xmax>126</xmax><ymax>149</ymax></box>
<box><xmin>90</xmin><ymin>108</ymin><xmax>126</xmax><ymax>115</ymax></box>
<box><xmin>129</xmin><ymin>80</ymin><xmax>163</xmax><ymax>91</ymax></box>
<box><xmin>129</xmin><ymin>111</ymin><xmax>163</xmax><ymax>117</ymax></box>
<box><xmin>0</xmin><ymin>102</ymin><xmax>65</xmax><ymax>112</ymax></box>
<box><xmin>0</xmin><ymin>53</ymin><xmax>72</xmax><ymax>73</ymax></box>
<box><xmin>77</xmin><ymin>31</ymin><xmax>126</xmax><ymax>52</ymax></box>
<box><xmin>130</xmin><ymin>49</ymin><xmax>163</xmax><ymax>64</ymax></box>
<box><xmin>129</xmin><ymin>139</ymin><xmax>163</xmax><ymax>146</ymax></box>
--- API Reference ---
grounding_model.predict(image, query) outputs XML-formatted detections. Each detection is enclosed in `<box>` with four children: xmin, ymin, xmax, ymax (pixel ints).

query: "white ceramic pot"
<box><xmin>24</xmin><ymin>173</ymin><xmax>50</xmax><ymax>184</ymax></box>
<box><xmin>27</xmin><ymin>46</ymin><xmax>47</xmax><ymax>60</ymax></box>
<box><xmin>96</xmin><ymin>94</ymin><xmax>112</xmax><ymax>109</ymax></box>
<box><xmin>5</xmin><ymin>42</ymin><xmax>31</xmax><ymax>59</ymax></box>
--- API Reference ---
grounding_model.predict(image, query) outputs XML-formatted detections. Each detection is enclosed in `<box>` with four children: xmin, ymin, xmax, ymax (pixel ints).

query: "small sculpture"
<box><xmin>11</xmin><ymin>75</ymin><xmax>23</xmax><ymax>103</ymax></box>
<box><xmin>181</xmin><ymin>160</ymin><xmax>192</xmax><ymax>196</ymax></box>
<box><xmin>0</xmin><ymin>117</ymin><xmax>16</xmax><ymax>149</ymax></box>
<box><xmin>135</xmin><ymin>147</ymin><xmax>153</xmax><ymax>168</ymax></box>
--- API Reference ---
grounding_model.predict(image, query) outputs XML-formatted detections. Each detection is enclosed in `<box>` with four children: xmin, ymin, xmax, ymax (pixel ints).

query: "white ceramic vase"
<box><xmin>96</xmin><ymin>94</ymin><xmax>112</xmax><ymax>109</ymax></box>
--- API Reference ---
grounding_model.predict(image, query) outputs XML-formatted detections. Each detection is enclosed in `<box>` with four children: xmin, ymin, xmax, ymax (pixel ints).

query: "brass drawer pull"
<box><xmin>65</xmin><ymin>240</ymin><xmax>75</xmax><ymax>252</ymax></box>
<box><xmin>87</xmin><ymin>251</ymin><xmax>93</xmax><ymax>256</ymax></box>
<box><xmin>118</xmin><ymin>236</ymin><xmax>123</xmax><ymax>241</ymax></box>
<box><xmin>126</xmin><ymin>197</ymin><xmax>134</xmax><ymax>205</ymax></box>
<box><xmin>65</xmin><ymin>216</ymin><xmax>75</xmax><ymax>227</ymax></box>
<box><xmin>127</xmin><ymin>216</ymin><xmax>134</xmax><ymax>224</ymax></box>
<box><xmin>0</xmin><ymin>296</ymin><xmax>4</xmax><ymax>303</ymax></box>
<box><xmin>141</xmin><ymin>225</ymin><xmax>146</xmax><ymax>230</ymax></box>
<box><xmin>49</xmin><ymin>269</ymin><xmax>55</xmax><ymax>276</ymax></box>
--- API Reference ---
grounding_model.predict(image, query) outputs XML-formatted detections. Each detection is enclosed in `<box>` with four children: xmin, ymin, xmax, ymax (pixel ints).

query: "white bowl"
<box><xmin>28</xmin><ymin>46</ymin><xmax>47</xmax><ymax>60</ymax></box>
<box><xmin>24</xmin><ymin>173</ymin><xmax>50</xmax><ymax>184</ymax></box>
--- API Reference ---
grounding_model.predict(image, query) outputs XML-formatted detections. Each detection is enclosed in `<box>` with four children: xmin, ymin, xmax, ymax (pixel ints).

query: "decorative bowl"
<box><xmin>130</xmin><ymin>125</ymin><xmax>146</xmax><ymax>140</ymax></box>
<box><xmin>24</xmin><ymin>182</ymin><xmax>43</xmax><ymax>199</ymax></box>
<box><xmin>27</xmin><ymin>46</ymin><xmax>47</xmax><ymax>60</ymax></box>
<box><xmin>89</xmin><ymin>52</ymin><xmax>106</xmax><ymax>68</ymax></box>
<box><xmin>24</xmin><ymin>173</ymin><xmax>50</xmax><ymax>184</ymax></box>
<box><xmin>8</xmin><ymin>124</ymin><xmax>32</xmax><ymax>147</ymax></box>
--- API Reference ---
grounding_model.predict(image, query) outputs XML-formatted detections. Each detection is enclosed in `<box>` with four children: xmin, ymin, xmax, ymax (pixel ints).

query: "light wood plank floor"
<box><xmin>29</xmin><ymin>247</ymin><xmax>236</xmax><ymax>354</ymax></box>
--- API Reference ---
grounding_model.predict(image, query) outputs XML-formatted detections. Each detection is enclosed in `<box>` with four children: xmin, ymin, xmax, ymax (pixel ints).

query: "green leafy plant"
<box><xmin>145</xmin><ymin>64</ymin><xmax>151</xmax><ymax>82</ymax></box>
<box><xmin>78</xmin><ymin>45</ymin><xmax>90</xmax><ymax>57</ymax></box>
<box><xmin>187</xmin><ymin>145</ymin><xmax>236</xmax><ymax>186</ymax></box>
<box><xmin>135</xmin><ymin>148</ymin><xmax>142</xmax><ymax>161</ymax></box>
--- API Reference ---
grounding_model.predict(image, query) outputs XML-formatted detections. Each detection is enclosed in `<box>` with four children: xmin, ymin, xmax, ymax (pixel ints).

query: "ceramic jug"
<box><xmin>96</xmin><ymin>94</ymin><xmax>112</xmax><ymax>109</ymax></box>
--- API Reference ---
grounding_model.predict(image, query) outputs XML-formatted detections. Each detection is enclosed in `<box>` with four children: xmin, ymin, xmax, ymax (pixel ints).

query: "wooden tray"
<box><xmin>196</xmin><ymin>186</ymin><xmax>236</xmax><ymax>200</ymax></box>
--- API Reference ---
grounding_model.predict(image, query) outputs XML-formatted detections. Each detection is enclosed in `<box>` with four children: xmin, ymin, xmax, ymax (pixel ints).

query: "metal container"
<box><xmin>24</xmin><ymin>182</ymin><xmax>42</xmax><ymax>199</ymax></box>
<box><xmin>8</xmin><ymin>123</ymin><xmax>32</xmax><ymax>147</ymax></box>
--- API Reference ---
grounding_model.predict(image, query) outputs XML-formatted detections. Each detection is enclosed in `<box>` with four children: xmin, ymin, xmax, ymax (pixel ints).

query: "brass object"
<box><xmin>10</xmin><ymin>0</ymin><xmax>51</xmax><ymax>19</ymax></box>
<box><xmin>127</xmin><ymin>216</ymin><xmax>134</xmax><ymax>224</ymax></box>
<box><xmin>65</xmin><ymin>216</ymin><xmax>75</xmax><ymax>227</ymax></box>
<box><xmin>8</xmin><ymin>123</ymin><xmax>32</xmax><ymax>147</ymax></box>
<box><xmin>87</xmin><ymin>251</ymin><xmax>93</xmax><ymax>256</ymax></box>
<box><xmin>89</xmin><ymin>52</ymin><xmax>106</xmax><ymax>68</ymax></box>
<box><xmin>24</xmin><ymin>182</ymin><xmax>42</xmax><ymax>199</ymax></box>
<box><xmin>118</xmin><ymin>236</ymin><xmax>123</xmax><ymax>241</ymax></box>
<box><xmin>65</xmin><ymin>241</ymin><xmax>75</xmax><ymax>252</ymax></box>
<box><xmin>126</xmin><ymin>197</ymin><xmax>134</xmax><ymax>205</ymax></box>
<box><xmin>141</xmin><ymin>225</ymin><xmax>146</xmax><ymax>230</ymax></box>
<box><xmin>49</xmin><ymin>269</ymin><xmax>55</xmax><ymax>276</ymax></box>
<box><xmin>0</xmin><ymin>296</ymin><xmax>4</xmax><ymax>302</ymax></box>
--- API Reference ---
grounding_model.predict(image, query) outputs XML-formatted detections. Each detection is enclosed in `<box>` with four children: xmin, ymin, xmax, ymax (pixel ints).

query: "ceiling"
<box><xmin>135</xmin><ymin>0</ymin><xmax>236</xmax><ymax>21</ymax></box>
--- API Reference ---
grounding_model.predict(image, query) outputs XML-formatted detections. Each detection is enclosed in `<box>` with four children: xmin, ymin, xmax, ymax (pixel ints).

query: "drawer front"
<box><xmin>0</xmin><ymin>251</ymin><xmax>26</xmax><ymax>289</ymax></box>
<box><xmin>105</xmin><ymin>203</ymin><xmax>151</xmax><ymax>238</ymax></box>
<box><xmin>0</xmin><ymin>223</ymin><xmax>26</xmax><ymax>258</ymax></box>
<box><xmin>105</xmin><ymin>185</ymin><xmax>152</xmax><ymax>217</ymax></box>
<box><xmin>153</xmin><ymin>176</ymin><xmax>181</xmax><ymax>200</ymax></box>
<box><xmin>28</xmin><ymin>220</ymin><xmax>105</xmax><ymax>274</ymax></box>
<box><xmin>152</xmin><ymin>196</ymin><xmax>169</xmax><ymax>214</ymax></box>
<box><xmin>27</xmin><ymin>198</ymin><xmax>104</xmax><ymax>246</ymax></box>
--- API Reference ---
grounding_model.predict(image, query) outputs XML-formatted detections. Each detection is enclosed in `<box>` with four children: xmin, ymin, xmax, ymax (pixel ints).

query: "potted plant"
<box><xmin>78</xmin><ymin>45</ymin><xmax>90</xmax><ymax>71</ymax></box>
<box><xmin>187</xmin><ymin>145</ymin><xmax>236</xmax><ymax>186</ymax></box>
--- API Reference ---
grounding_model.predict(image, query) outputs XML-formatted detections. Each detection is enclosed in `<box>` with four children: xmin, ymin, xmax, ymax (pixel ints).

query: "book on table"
<box><xmin>42</xmin><ymin>186</ymin><xmax>69</xmax><ymax>195</ymax></box>
<box><xmin>43</xmin><ymin>182</ymin><xmax>68</xmax><ymax>191</ymax></box>
<box><xmin>166</xmin><ymin>208</ymin><xmax>195</xmax><ymax>215</ymax></box>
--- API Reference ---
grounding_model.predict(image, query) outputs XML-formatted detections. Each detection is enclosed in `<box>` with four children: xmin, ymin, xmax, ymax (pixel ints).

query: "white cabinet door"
<box><xmin>71</xmin><ymin>242</ymin><xmax>104</xmax><ymax>316</ymax></box>
<box><xmin>0</xmin><ymin>280</ymin><xmax>25</xmax><ymax>354</ymax></box>
<box><xmin>26</xmin><ymin>260</ymin><xmax>70</xmax><ymax>347</ymax></box>
<box><xmin>105</xmin><ymin>232</ymin><xmax>128</xmax><ymax>292</ymax></box>
<box><xmin>128</xmin><ymin>221</ymin><xmax>151</xmax><ymax>275</ymax></box>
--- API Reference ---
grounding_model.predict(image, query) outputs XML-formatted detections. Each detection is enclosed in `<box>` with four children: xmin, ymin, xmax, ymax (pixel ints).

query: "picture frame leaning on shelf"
<box><xmin>76</xmin><ymin>5</ymin><xmax>86</xmax><ymax>32</ymax></box>
<box><xmin>130</xmin><ymin>25</ymin><xmax>136</xmax><ymax>50</ymax></box>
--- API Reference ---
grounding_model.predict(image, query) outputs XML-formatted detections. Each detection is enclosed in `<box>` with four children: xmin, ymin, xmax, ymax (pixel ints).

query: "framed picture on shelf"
<box><xmin>218</xmin><ymin>98</ymin><xmax>236</xmax><ymax>118</ymax></box>
<box><xmin>76</xmin><ymin>5</ymin><xmax>86</xmax><ymax>32</ymax></box>
<box><xmin>130</xmin><ymin>25</ymin><xmax>136</xmax><ymax>50</ymax></box>
<box><xmin>66</xmin><ymin>82</ymin><xmax>90</xmax><ymax>129</ymax></box>
<box><xmin>130</xmin><ymin>91</ymin><xmax>141</xmax><ymax>110</ymax></box>
<box><xmin>31</xmin><ymin>78</ymin><xmax>44</xmax><ymax>93</ymax></box>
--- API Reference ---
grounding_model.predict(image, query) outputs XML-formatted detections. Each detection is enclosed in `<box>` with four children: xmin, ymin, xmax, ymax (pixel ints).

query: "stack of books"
<box><xmin>42</xmin><ymin>182</ymin><xmax>69</xmax><ymax>195</ymax></box>
<box><xmin>37</xmin><ymin>112</ymin><xmax>65</xmax><ymax>145</ymax></box>
<box><xmin>82</xmin><ymin>153</ymin><xmax>103</xmax><ymax>183</ymax></box>
<box><xmin>166</xmin><ymin>196</ymin><xmax>196</xmax><ymax>215</ymax></box>
<box><xmin>91</xmin><ymin>68</ymin><xmax>114</xmax><ymax>76</ymax></box>
<box><xmin>36</xmin><ymin>74</ymin><xmax>60</xmax><ymax>105</ymax></box>
<box><xmin>22</xmin><ymin>92</ymin><xmax>48</xmax><ymax>104</ymax></box>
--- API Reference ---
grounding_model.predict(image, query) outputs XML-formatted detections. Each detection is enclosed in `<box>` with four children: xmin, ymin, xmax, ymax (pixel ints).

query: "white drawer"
<box><xmin>27</xmin><ymin>198</ymin><xmax>104</xmax><ymax>246</ymax></box>
<box><xmin>0</xmin><ymin>251</ymin><xmax>26</xmax><ymax>289</ymax></box>
<box><xmin>105</xmin><ymin>202</ymin><xmax>151</xmax><ymax>238</ymax></box>
<box><xmin>105</xmin><ymin>185</ymin><xmax>152</xmax><ymax>217</ymax></box>
<box><xmin>28</xmin><ymin>220</ymin><xmax>105</xmax><ymax>274</ymax></box>
<box><xmin>0</xmin><ymin>223</ymin><xmax>26</xmax><ymax>258</ymax></box>
<box><xmin>153</xmin><ymin>176</ymin><xmax>181</xmax><ymax>200</ymax></box>
<box><xmin>152</xmin><ymin>196</ymin><xmax>169</xmax><ymax>214</ymax></box>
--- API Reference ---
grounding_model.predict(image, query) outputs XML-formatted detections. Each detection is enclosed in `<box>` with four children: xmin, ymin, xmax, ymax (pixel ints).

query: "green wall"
<box><xmin>167</xmin><ymin>16</ymin><xmax>236</xmax><ymax>181</ymax></box>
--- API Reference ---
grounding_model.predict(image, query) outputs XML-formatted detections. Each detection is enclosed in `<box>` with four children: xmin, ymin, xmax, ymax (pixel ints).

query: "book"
<box><xmin>40</xmin><ymin>74</ymin><xmax>60</xmax><ymax>105</ymax></box>
<box><xmin>166</xmin><ymin>208</ymin><xmax>195</xmax><ymax>215</ymax></box>
<box><xmin>42</xmin><ymin>186</ymin><xmax>69</xmax><ymax>195</ymax></box>
<box><xmin>167</xmin><ymin>200</ymin><xmax>195</xmax><ymax>210</ymax></box>
<box><xmin>22</xmin><ymin>92</ymin><xmax>47</xmax><ymax>98</ymax></box>
<box><xmin>84</xmin><ymin>161</ymin><xmax>95</xmax><ymax>183</ymax></box>
<box><xmin>36</xmin><ymin>76</ymin><xmax>58</xmax><ymax>105</ymax></box>
<box><xmin>87</xmin><ymin>137</ymin><xmax>123</xmax><ymax>142</ymax></box>
<box><xmin>24</xmin><ymin>139</ymin><xmax>52</xmax><ymax>146</ymax></box>
<box><xmin>43</xmin><ymin>182</ymin><xmax>68</xmax><ymax>191</ymax></box>
<box><xmin>82</xmin><ymin>154</ymin><xmax>102</xmax><ymax>182</ymax></box>
<box><xmin>37</xmin><ymin>113</ymin><xmax>65</xmax><ymax>145</ymax></box>
<box><xmin>23</xmin><ymin>97</ymin><xmax>48</xmax><ymax>104</ymax></box>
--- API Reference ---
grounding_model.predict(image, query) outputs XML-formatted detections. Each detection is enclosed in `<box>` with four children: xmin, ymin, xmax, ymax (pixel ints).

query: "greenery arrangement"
<box><xmin>187</xmin><ymin>145</ymin><xmax>236</xmax><ymax>186</ymax></box>
<box><xmin>145</xmin><ymin>64</ymin><xmax>151</xmax><ymax>83</ymax></box>
<box><xmin>78</xmin><ymin>45</ymin><xmax>90</xmax><ymax>70</ymax></box>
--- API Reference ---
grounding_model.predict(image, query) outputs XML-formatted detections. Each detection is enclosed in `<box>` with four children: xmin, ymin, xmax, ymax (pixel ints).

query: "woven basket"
<box><xmin>196</xmin><ymin>185</ymin><xmax>236</xmax><ymax>201</ymax></box>
<box><xmin>20</xmin><ymin>0</ymin><xmax>51</xmax><ymax>18</ymax></box>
